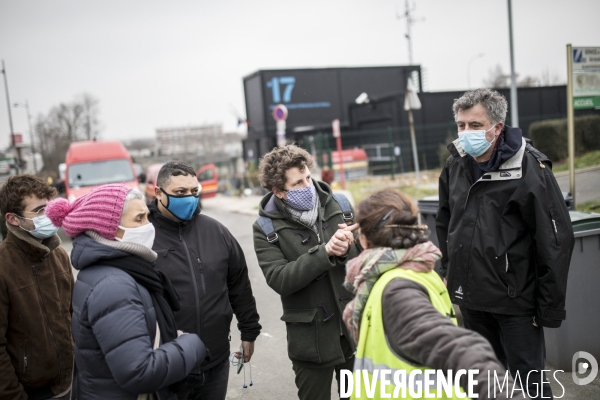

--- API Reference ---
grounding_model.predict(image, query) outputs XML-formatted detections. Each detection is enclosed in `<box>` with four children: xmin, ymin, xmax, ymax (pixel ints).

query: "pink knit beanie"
<box><xmin>46</xmin><ymin>184</ymin><xmax>131</xmax><ymax>239</ymax></box>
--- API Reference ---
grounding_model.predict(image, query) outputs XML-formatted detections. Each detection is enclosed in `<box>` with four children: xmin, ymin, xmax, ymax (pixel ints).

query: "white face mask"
<box><xmin>115</xmin><ymin>223</ymin><xmax>156</xmax><ymax>249</ymax></box>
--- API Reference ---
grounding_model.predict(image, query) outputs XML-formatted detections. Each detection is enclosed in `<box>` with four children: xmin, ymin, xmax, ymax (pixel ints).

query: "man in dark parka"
<box><xmin>436</xmin><ymin>89</ymin><xmax>575</xmax><ymax>398</ymax></box>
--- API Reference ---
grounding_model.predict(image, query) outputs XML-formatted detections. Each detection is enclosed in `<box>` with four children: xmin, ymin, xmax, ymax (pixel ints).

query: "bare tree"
<box><xmin>34</xmin><ymin>93</ymin><xmax>102</xmax><ymax>174</ymax></box>
<box><xmin>483</xmin><ymin>64</ymin><xmax>511</xmax><ymax>88</ymax></box>
<box><xmin>484</xmin><ymin>65</ymin><xmax>566</xmax><ymax>89</ymax></box>
<box><xmin>78</xmin><ymin>93</ymin><xmax>101</xmax><ymax>140</ymax></box>
<box><xmin>539</xmin><ymin>69</ymin><xmax>563</xmax><ymax>86</ymax></box>
<box><xmin>518</xmin><ymin>75</ymin><xmax>539</xmax><ymax>87</ymax></box>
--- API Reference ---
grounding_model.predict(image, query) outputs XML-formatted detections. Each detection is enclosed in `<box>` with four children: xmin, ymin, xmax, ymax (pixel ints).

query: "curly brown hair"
<box><xmin>258</xmin><ymin>145</ymin><xmax>314</xmax><ymax>191</ymax></box>
<box><xmin>0</xmin><ymin>175</ymin><xmax>57</xmax><ymax>215</ymax></box>
<box><xmin>356</xmin><ymin>189</ymin><xmax>429</xmax><ymax>249</ymax></box>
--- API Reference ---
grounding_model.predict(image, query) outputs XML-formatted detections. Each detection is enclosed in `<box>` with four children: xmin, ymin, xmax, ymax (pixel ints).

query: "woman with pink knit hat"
<box><xmin>46</xmin><ymin>184</ymin><xmax>206</xmax><ymax>400</ymax></box>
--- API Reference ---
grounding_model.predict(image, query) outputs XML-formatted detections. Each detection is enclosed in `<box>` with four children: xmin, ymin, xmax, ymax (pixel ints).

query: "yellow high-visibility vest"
<box><xmin>352</xmin><ymin>268</ymin><xmax>470</xmax><ymax>399</ymax></box>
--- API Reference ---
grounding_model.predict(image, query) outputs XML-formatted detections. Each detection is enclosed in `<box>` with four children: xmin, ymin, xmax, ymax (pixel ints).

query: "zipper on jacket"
<box><xmin>22</xmin><ymin>338</ymin><xmax>28</xmax><ymax>377</ymax></box>
<box><xmin>463</xmin><ymin>179</ymin><xmax>484</xmax><ymax>210</ymax></box>
<box><xmin>550</xmin><ymin>210</ymin><xmax>560</xmax><ymax>246</ymax></box>
<box><xmin>196</xmin><ymin>257</ymin><xmax>206</xmax><ymax>296</ymax></box>
<box><xmin>179</xmin><ymin>226</ymin><xmax>203</xmax><ymax>335</ymax></box>
<box><xmin>32</xmin><ymin>265</ymin><xmax>64</xmax><ymax>391</ymax></box>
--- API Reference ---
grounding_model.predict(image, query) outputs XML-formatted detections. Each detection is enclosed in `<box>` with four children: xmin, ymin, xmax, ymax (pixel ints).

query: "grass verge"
<box><xmin>576</xmin><ymin>201</ymin><xmax>600</xmax><ymax>213</ymax></box>
<box><xmin>345</xmin><ymin>173</ymin><xmax>439</xmax><ymax>204</ymax></box>
<box><xmin>553</xmin><ymin>150</ymin><xmax>600</xmax><ymax>172</ymax></box>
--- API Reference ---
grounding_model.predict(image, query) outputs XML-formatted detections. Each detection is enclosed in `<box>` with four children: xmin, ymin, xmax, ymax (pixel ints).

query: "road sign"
<box><xmin>332</xmin><ymin>119</ymin><xmax>341</xmax><ymax>138</ymax></box>
<box><xmin>572</xmin><ymin>47</ymin><xmax>600</xmax><ymax>110</ymax></box>
<box><xmin>272</xmin><ymin>104</ymin><xmax>288</xmax><ymax>121</ymax></box>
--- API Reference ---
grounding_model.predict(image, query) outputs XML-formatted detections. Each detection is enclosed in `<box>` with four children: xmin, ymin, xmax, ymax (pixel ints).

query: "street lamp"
<box><xmin>467</xmin><ymin>53</ymin><xmax>485</xmax><ymax>89</ymax></box>
<box><xmin>13</xmin><ymin>100</ymin><xmax>37</xmax><ymax>174</ymax></box>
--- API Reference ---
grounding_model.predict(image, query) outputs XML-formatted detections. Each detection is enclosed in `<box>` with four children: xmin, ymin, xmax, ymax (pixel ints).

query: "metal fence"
<box><xmin>301</xmin><ymin>113</ymin><xmax>567</xmax><ymax>176</ymax></box>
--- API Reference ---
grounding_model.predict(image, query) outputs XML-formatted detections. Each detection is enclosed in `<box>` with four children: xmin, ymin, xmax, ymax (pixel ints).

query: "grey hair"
<box><xmin>452</xmin><ymin>88</ymin><xmax>508</xmax><ymax>125</ymax></box>
<box><xmin>121</xmin><ymin>189</ymin><xmax>145</xmax><ymax>220</ymax></box>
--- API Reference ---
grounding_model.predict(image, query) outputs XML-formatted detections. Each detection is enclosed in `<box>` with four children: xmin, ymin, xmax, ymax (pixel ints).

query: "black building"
<box><xmin>242</xmin><ymin>66</ymin><xmax>597</xmax><ymax>172</ymax></box>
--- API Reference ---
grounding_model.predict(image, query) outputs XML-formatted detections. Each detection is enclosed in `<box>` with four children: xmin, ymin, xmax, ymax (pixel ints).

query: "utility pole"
<box><xmin>397</xmin><ymin>0</ymin><xmax>423</xmax><ymax>66</ymax></box>
<box><xmin>566</xmin><ymin>44</ymin><xmax>576</xmax><ymax>206</ymax></box>
<box><xmin>507</xmin><ymin>0</ymin><xmax>519</xmax><ymax>127</ymax></box>
<box><xmin>2</xmin><ymin>60</ymin><xmax>20</xmax><ymax>172</ymax></box>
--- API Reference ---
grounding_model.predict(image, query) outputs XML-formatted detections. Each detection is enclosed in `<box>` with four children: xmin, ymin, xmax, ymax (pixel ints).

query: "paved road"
<box><xmin>202</xmin><ymin>208</ymin><xmax>339</xmax><ymax>399</ymax></box>
<box><xmin>555</xmin><ymin>167</ymin><xmax>600</xmax><ymax>206</ymax></box>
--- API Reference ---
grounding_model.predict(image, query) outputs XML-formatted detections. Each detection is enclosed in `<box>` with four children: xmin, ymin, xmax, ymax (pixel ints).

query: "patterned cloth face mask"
<box><xmin>284</xmin><ymin>184</ymin><xmax>316</xmax><ymax>211</ymax></box>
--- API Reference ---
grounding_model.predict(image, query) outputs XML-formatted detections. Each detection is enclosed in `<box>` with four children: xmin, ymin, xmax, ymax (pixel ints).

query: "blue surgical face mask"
<box><xmin>284</xmin><ymin>184</ymin><xmax>316</xmax><ymax>211</ymax></box>
<box><xmin>159</xmin><ymin>188</ymin><xmax>200</xmax><ymax>221</ymax></box>
<box><xmin>14</xmin><ymin>214</ymin><xmax>59</xmax><ymax>239</ymax></box>
<box><xmin>458</xmin><ymin>124</ymin><xmax>497</xmax><ymax>157</ymax></box>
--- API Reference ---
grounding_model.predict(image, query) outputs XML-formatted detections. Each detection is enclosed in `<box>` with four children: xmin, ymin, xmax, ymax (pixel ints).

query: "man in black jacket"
<box><xmin>149</xmin><ymin>161</ymin><xmax>261</xmax><ymax>400</ymax></box>
<box><xmin>436</xmin><ymin>89</ymin><xmax>574</xmax><ymax>398</ymax></box>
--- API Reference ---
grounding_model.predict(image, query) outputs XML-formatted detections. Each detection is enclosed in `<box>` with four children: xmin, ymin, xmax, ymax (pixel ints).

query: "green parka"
<box><xmin>253</xmin><ymin>180</ymin><xmax>360</xmax><ymax>368</ymax></box>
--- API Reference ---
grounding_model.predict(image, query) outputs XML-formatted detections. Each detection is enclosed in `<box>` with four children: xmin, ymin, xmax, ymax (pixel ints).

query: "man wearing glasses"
<box><xmin>0</xmin><ymin>175</ymin><xmax>74</xmax><ymax>399</ymax></box>
<box><xmin>149</xmin><ymin>161</ymin><xmax>261</xmax><ymax>400</ymax></box>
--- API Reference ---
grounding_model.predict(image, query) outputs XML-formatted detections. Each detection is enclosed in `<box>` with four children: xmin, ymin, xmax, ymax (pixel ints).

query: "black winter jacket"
<box><xmin>148</xmin><ymin>201</ymin><xmax>261</xmax><ymax>372</ymax></box>
<box><xmin>436</xmin><ymin>129</ymin><xmax>574</xmax><ymax>328</ymax></box>
<box><xmin>71</xmin><ymin>235</ymin><xmax>205</xmax><ymax>400</ymax></box>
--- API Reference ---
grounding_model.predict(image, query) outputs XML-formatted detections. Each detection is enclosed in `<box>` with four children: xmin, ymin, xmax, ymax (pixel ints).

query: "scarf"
<box><xmin>85</xmin><ymin>231</ymin><xmax>179</xmax><ymax>345</ymax></box>
<box><xmin>276</xmin><ymin>194</ymin><xmax>320</xmax><ymax>232</ymax></box>
<box><xmin>342</xmin><ymin>242</ymin><xmax>442</xmax><ymax>343</ymax></box>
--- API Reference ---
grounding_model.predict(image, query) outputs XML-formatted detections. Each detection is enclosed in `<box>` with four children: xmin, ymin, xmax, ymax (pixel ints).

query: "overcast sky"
<box><xmin>1</xmin><ymin>0</ymin><xmax>599</xmax><ymax>148</ymax></box>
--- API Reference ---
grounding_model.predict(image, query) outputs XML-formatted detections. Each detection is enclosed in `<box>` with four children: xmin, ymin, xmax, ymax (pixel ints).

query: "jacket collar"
<box><xmin>4</xmin><ymin>221</ymin><xmax>61</xmax><ymax>262</ymax></box>
<box><xmin>475</xmin><ymin>138</ymin><xmax>527</xmax><ymax>182</ymax></box>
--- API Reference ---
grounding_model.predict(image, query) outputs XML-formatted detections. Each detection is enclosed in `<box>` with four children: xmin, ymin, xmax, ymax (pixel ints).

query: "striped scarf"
<box><xmin>342</xmin><ymin>242</ymin><xmax>442</xmax><ymax>343</ymax></box>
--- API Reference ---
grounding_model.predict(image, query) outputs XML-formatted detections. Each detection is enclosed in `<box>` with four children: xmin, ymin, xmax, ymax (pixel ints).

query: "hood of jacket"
<box><xmin>258</xmin><ymin>180</ymin><xmax>334</xmax><ymax>221</ymax></box>
<box><xmin>71</xmin><ymin>234</ymin><xmax>134</xmax><ymax>271</ymax></box>
<box><xmin>451</xmin><ymin>125</ymin><xmax>523</xmax><ymax>170</ymax></box>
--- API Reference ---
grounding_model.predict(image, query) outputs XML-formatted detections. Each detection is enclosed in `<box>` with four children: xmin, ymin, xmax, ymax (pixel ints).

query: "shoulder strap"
<box><xmin>525</xmin><ymin>142</ymin><xmax>552</xmax><ymax>170</ymax></box>
<box><xmin>256</xmin><ymin>215</ymin><xmax>279</xmax><ymax>244</ymax></box>
<box><xmin>331</xmin><ymin>193</ymin><xmax>354</xmax><ymax>223</ymax></box>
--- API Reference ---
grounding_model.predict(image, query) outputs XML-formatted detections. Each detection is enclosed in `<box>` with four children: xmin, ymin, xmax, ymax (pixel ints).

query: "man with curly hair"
<box><xmin>253</xmin><ymin>145</ymin><xmax>360</xmax><ymax>400</ymax></box>
<box><xmin>0</xmin><ymin>175</ymin><xmax>74</xmax><ymax>399</ymax></box>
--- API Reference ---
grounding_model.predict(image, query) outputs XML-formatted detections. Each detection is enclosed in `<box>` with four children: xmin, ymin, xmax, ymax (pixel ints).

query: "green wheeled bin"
<box><xmin>545</xmin><ymin>211</ymin><xmax>600</xmax><ymax>371</ymax></box>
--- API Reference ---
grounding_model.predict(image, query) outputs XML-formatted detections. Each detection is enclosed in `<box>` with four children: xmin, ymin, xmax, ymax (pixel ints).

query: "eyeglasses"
<box><xmin>21</xmin><ymin>206</ymin><xmax>46</xmax><ymax>217</ymax></box>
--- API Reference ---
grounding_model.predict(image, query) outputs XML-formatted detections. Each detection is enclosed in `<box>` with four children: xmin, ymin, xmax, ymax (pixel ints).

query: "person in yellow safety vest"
<box><xmin>342</xmin><ymin>189</ymin><xmax>522</xmax><ymax>400</ymax></box>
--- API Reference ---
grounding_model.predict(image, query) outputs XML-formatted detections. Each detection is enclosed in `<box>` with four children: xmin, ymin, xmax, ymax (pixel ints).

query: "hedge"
<box><xmin>528</xmin><ymin>115</ymin><xmax>600</xmax><ymax>162</ymax></box>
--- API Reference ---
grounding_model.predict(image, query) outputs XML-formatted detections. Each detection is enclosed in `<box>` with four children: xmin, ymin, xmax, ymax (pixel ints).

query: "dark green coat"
<box><xmin>253</xmin><ymin>181</ymin><xmax>360</xmax><ymax>368</ymax></box>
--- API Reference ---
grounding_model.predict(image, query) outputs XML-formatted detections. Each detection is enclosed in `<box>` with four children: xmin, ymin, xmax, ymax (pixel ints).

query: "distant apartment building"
<box><xmin>156</xmin><ymin>124</ymin><xmax>222</xmax><ymax>156</ymax></box>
